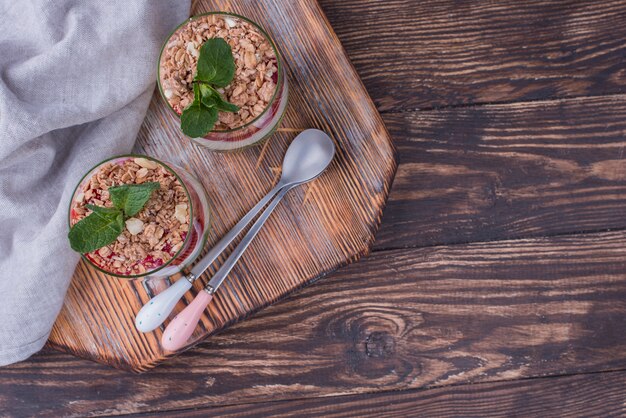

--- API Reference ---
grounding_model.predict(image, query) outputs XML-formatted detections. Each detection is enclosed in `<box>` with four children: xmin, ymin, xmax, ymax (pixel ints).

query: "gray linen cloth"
<box><xmin>0</xmin><ymin>0</ymin><xmax>190</xmax><ymax>365</ymax></box>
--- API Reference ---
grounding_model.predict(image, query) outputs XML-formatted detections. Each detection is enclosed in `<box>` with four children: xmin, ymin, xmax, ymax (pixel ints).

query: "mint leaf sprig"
<box><xmin>180</xmin><ymin>38</ymin><xmax>240</xmax><ymax>138</ymax></box>
<box><xmin>68</xmin><ymin>182</ymin><xmax>160</xmax><ymax>253</ymax></box>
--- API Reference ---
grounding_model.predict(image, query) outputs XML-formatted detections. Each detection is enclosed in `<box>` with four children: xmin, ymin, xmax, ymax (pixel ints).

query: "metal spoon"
<box><xmin>135</xmin><ymin>129</ymin><xmax>335</xmax><ymax>333</ymax></box>
<box><xmin>160</xmin><ymin>131</ymin><xmax>335</xmax><ymax>351</ymax></box>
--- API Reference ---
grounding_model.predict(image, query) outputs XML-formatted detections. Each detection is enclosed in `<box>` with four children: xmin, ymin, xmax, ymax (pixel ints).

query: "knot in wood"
<box><xmin>365</xmin><ymin>331</ymin><xmax>395</xmax><ymax>358</ymax></box>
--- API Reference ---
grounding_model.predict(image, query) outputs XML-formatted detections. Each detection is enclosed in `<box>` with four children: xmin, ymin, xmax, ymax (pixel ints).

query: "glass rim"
<box><xmin>157</xmin><ymin>11</ymin><xmax>285</xmax><ymax>135</ymax></box>
<box><xmin>67</xmin><ymin>154</ymin><xmax>195</xmax><ymax>280</ymax></box>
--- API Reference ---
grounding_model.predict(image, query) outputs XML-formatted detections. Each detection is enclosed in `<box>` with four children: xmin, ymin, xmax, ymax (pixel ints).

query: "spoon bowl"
<box><xmin>280</xmin><ymin>129</ymin><xmax>335</xmax><ymax>185</ymax></box>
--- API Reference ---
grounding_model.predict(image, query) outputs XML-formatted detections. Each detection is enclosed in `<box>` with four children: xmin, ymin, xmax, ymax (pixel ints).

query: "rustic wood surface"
<box><xmin>141</xmin><ymin>371</ymin><xmax>626</xmax><ymax>417</ymax></box>
<box><xmin>376</xmin><ymin>95</ymin><xmax>626</xmax><ymax>250</ymax></box>
<box><xmin>3</xmin><ymin>231</ymin><xmax>626</xmax><ymax>415</ymax></box>
<box><xmin>2</xmin><ymin>0</ymin><xmax>626</xmax><ymax>416</ymax></box>
<box><xmin>321</xmin><ymin>0</ymin><xmax>626</xmax><ymax>111</ymax></box>
<box><xmin>45</xmin><ymin>0</ymin><xmax>396</xmax><ymax>372</ymax></box>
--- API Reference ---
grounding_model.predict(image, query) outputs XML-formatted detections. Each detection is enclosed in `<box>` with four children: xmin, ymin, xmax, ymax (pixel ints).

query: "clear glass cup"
<box><xmin>68</xmin><ymin>155</ymin><xmax>210</xmax><ymax>279</ymax></box>
<box><xmin>157</xmin><ymin>12</ymin><xmax>288</xmax><ymax>152</ymax></box>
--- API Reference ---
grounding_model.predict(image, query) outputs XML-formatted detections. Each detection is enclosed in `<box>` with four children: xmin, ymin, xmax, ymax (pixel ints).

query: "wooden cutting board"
<box><xmin>47</xmin><ymin>0</ymin><xmax>396</xmax><ymax>372</ymax></box>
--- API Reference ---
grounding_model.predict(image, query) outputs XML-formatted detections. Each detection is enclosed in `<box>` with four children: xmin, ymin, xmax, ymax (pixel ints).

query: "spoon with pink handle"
<box><xmin>134</xmin><ymin>130</ymin><xmax>334</xmax><ymax>332</ymax></box>
<box><xmin>160</xmin><ymin>130</ymin><xmax>335</xmax><ymax>351</ymax></box>
<box><xmin>135</xmin><ymin>168</ymin><xmax>284</xmax><ymax>333</ymax></box>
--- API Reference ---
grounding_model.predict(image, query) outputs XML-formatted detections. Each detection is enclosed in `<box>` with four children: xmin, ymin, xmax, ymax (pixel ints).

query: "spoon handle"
<box><xmin>205</xmin><ymin>185</ymin><xmax>293</xmax><ymax>293</ymax></box>
<box><xmin>135</xmin><ymin>182</ymin><xmax>284</xmax><ymax>333</ymax></box>
<box><xmin>190</xmin><ymin>181</ymin><xmax>285</xmax><ymax>279</ymax></box>
<box><xmin>135</xmin><ymin>278</ymin><xmax>192</xmax><ymax>333</ymax></box>
<box><xmin>162</xmin><ymin>290</ymin><xmax>212</xmax><ymax>351</ymax></box>
<box><xmin>161</xmin><ymin>186</ymin><xmax>293</xmax><ymax>351</ymax></box>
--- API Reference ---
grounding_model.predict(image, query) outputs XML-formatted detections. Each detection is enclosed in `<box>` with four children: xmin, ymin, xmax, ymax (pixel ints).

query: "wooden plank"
<box><xmin>375</xmin><ymin>95</ymin><xmax>626</xmax><ymax>250</ymax></box>
<box><xmin>150</xmin><ymin>371</ymin><xmax>626</xmax><ymax>417</ymax></box>
<box><xmin>3</xmin><ymin>230</ymin><xmax>626</xmax><ymax>416</ymax></box>
<box><xmin>318</xmin><ymin>0</ymin><xmax>626</xmax><ymax>111</ymax></box>
<box><xmin>46</xmin><ymin>0</ymin><xmax>396</xmax><ymax>371</ymax></box>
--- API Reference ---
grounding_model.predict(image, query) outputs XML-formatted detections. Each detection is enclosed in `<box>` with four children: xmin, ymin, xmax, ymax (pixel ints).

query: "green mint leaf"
<box><xmin>180</xmin><ymin>39</ymin><xmax>238</xmax><ymax>136</ymax></box>
<box><xmin>68</xmin><ymin>208</ymin><xmax>124</xmax><ymax>253</ymax></box>
<box><xmin>195</xmin><ymin>38</ymin><xmax>236</xmax><ymax>87</ymax></box>
<box><xmin>197</xmin><ymin>83</ymin><xmax>217</xmax><ymax>109</ymax></box>
<box><xmin>214</xmin><ymin>95</ymin><xmax>240</xmax><ymax>113</ymax></box>
<box><xmin>86</xmin><ymin>204</ymin><xmax>119</xmax><ymax>215</ymax></box>
<box><xmin>181</xmin><ymin>99</ymin><xmax>219</xmax><ymax>137</ymax></box>
<box><xmin>109</xmin><ymin>182</ymin><xmax>160</xmax><ymax>217</ymax></box>
<box><xmin>193</xmin><ymin>81</ymin><xmax>203</xmax><ymax>104</ymax></box>
<box><xmin>199</xmin><ymin>84</ymin><xmax>239</xmax><ymax>113</ymax></box>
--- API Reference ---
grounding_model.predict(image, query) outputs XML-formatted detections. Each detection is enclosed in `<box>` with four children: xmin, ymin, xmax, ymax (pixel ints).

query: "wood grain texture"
<box><xmin>375</xmin><ymin>95</ymin><xmax>626</xmax><ymax>250</ymax></box>
<box><xmin>3</xmin><ymin>1</ymin><xmax>625</xmax><ymax>416</ymax></box>
<box><xmin>4</xmin><ymin>230</ymin><xmax>626</xmax><ymax>416</ymax></box>
<box><xmin>46</xmin><ymin>0</ymin><xmax>396</xmax><ymax>371</ymax></box>
<box><xmin>319</xmin><ymin>0</ymin><xmax>626</xmax><ymax>111</ymax></box>
<box><xmin>150</xmin><ymin>371</ymin><xmax>626</xmax><ymax>417</ymax></box>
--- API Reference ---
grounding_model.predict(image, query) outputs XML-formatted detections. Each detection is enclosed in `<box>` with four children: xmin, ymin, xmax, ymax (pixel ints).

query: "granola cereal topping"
<box><xmin>70</xmin><ymin>158</ymin><xmax>190</xmax><ymax>276</ymax></box>
<box><xmin>159</xmin><ymin>14</ymin><xmax>279</xmax><ymax>130</ymax></box>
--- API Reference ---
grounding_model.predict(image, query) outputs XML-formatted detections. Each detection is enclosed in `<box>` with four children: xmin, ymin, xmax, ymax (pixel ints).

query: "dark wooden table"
<box><xmin>2</xmin><ymin>1</ymin><xmax>626</xmax><ymax>416</ymax></box>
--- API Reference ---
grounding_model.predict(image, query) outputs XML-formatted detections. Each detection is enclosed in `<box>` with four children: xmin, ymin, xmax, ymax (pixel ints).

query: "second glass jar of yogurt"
<box><xmin>68</xmin><ymin>155</ymin><xmax>211</xmax><ymax>279</ymax></box>
<box><xmin>158</xmin><ymin>12</ymin><xmax>288</xmax><ymax>151</ymax></box>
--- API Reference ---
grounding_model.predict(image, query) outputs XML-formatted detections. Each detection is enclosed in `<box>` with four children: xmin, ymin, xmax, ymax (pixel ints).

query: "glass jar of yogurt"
<box><xmin>158</xmin><ymin>12</ymin><xmax>288</xmax><ymax>151</ymax></box>
<box><xmin>68</xmin><ymin>155</ymin><xmax>210</xmax><ymax>279</ymax></box>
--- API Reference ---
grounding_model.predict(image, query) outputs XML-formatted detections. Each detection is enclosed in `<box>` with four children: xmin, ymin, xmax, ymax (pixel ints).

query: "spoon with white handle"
<box><xmin>135</xmin><ymin>180</ymin><xmax>282</xmax><ymax>333</ymax></box>
<box><xmin>161</xmin><ymin>130</ymin><xmax>335</xmax><ymax>351</ymax></box>
<box><xmin>135</xmin><ymin>129</ymin><xmax>335</xmax><ymax>333</ymax></box>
